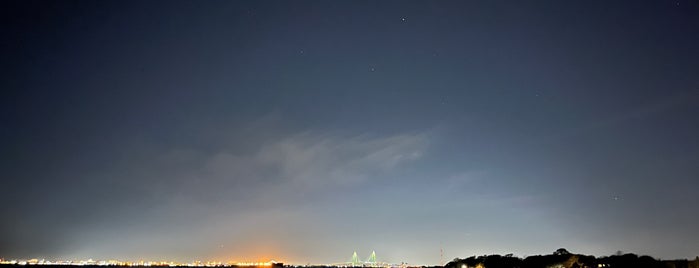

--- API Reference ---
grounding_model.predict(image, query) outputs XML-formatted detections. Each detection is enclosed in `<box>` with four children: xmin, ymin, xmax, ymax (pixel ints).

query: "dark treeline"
<box><xmin>445</xmin><ymin>249</ymin><xmax>699</xmax><ymax>268</ymax></box>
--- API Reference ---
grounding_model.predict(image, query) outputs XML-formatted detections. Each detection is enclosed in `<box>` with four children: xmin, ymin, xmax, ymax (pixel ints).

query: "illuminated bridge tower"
<box><xmin>367</xmin><ymin>251</ymin><xmax>376</xmax><ymax>266</ymax></box>
<box><xmin>352</xmin><ymin>251</ymin><xmax>361</xmax><ymax>267</ymax></box>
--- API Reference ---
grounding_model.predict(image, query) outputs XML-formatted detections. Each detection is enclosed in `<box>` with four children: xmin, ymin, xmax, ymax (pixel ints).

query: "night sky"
<box><xmin>2</xmin><ymin>0</ymin><xmax>699</xmax><ymax>265</ymax></box>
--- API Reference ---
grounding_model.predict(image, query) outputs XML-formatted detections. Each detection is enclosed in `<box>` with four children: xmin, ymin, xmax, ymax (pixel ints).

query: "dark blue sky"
<box><xmin>2</xmin><ymin>0</ymin><xmax>699</xmax><ymax>265</ymax></box>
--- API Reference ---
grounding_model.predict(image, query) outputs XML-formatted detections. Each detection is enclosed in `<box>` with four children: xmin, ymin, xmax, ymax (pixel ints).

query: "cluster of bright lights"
<box><xmin>0</xmin><ymin>258</ymin><xmax>280</xmax><ymax>267</ymax></box>
<box><xmin>235</xmin><ymin>262</ymin><xmax>273</xmax><ymax>267</ymax></box>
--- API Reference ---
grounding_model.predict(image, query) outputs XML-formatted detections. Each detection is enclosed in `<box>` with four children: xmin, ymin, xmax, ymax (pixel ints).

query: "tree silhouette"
<box><xmin>554</xmin><ymin>248</ymin><xmax>571</xmax><ymax>256</ymax></box>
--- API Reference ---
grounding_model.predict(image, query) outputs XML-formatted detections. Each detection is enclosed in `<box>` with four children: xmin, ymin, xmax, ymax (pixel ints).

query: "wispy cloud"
<box><xmin>64</xmin><ymin>128</ymin><xmax>430</xmax><ymax>260</ymax></box>
<box><xmin>182</xmin><ymin>131</ymin><xmax>429</xmax><ymax>204</ymax></box>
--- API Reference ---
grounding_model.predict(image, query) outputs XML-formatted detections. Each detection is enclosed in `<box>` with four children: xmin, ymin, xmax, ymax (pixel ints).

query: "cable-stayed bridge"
<box><xmin>332</xmin><ymin>251</ymin><xmax>390</xmax><ymax>267</ymax></box>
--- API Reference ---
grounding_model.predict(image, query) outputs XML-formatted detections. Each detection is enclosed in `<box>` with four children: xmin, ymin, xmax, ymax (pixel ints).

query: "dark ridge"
<box><xmin>445</xmin><ymin>249</ymin><xmax>699</xmax><ymax>268</ymax></box>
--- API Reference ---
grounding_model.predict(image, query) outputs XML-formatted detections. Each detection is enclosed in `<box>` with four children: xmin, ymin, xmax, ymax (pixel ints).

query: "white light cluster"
<box><xmin>0</xmin><ymin>258</ymin><xmax>280</xmax><ymax>267</ymax></box>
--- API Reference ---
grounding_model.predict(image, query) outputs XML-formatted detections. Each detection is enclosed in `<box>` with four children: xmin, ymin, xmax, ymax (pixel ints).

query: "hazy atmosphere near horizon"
<box><xmin>2</xmin><ymin>0</ymin><xmax>699</xmax><ymax>265</ymax></box>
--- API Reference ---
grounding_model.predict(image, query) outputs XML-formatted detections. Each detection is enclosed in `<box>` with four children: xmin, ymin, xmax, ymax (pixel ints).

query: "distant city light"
<box><xmin>0</xmin><ymin>253</ymin><xmax>415</xmax><ymax>268</ymax></box>
<box><xmin>0</xmin><ymin>258</ymin><xmax>283</xmax><ymax>267</ymax></box>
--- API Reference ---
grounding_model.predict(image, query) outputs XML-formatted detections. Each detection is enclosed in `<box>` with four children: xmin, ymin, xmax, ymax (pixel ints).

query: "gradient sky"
<box><xmin>2</xmin><ymin>0</ymin><xmax>699</xmax><ymax>265</ymax></box>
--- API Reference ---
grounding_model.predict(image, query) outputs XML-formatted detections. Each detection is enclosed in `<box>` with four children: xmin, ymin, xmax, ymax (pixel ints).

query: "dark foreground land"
<box><xmin>445</xmin><ymin>249</ymin><xmax>699</xmax><ymax>268</ymax></box>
